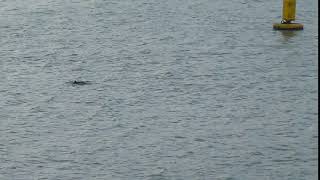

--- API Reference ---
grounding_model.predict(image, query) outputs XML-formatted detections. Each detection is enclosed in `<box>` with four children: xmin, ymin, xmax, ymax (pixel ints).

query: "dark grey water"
<box><xmin>0</xmin><ymin>0</ymin><xmax>318</xmax><ymax>179</ymax></box>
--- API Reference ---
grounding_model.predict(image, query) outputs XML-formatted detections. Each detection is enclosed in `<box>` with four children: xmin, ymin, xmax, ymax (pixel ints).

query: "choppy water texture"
<box><xmin>0</xmin><ymin>0</ymin><xmax>318</xmax><ymax>179</ymax></box>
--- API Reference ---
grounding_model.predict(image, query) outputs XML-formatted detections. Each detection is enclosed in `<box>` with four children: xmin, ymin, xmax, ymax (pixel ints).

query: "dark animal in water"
<box><xmin>72</xmin><ymin>80</ymin><xmax>90</xmax><ymax>85</ymax></box>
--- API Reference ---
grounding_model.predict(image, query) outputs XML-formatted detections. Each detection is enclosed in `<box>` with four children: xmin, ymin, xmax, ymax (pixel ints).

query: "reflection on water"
<box><xmin>279</xmin><ymin>30</ymin><xmax>299</xmax><ymax>42</ymax></box>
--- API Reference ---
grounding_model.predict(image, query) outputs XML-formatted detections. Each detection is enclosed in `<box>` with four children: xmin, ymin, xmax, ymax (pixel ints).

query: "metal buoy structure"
<box><xmin>273</xmin><ymin>0</ymin><xmax>303</xmax><ymax>30</ymax></box>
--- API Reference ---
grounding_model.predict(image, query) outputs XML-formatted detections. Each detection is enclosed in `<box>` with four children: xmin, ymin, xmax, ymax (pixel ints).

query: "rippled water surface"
<box><xmin>0</xmin><ymin>0</ymin><xmax>318</xmax><ymax>179</ymax></box>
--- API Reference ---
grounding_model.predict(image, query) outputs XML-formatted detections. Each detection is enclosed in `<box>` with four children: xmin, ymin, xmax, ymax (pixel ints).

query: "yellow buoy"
<box><xmin>273</xmin><ymin>0</ymin><xmax>303</xmax><ymax>30</ymax></box>
<box><xmin>283</xmin><ymin>0</ymin><xmax>296</xmax><ymax>22</ymax></box>
<box><xmin>273</xmin><ymin>23</ymin><xmax>303</xmax><ymax>30</ymax></box>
